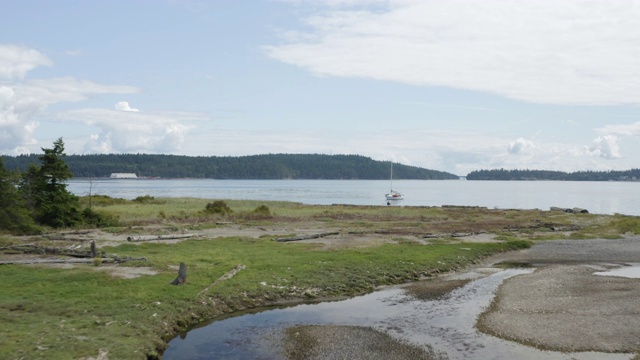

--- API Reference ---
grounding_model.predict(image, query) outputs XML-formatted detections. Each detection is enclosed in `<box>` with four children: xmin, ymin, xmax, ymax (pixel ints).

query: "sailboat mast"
<box><xmin>390</xmin><ymin>162</ymin><xmax>393</xmax><ymax>190</ymax></box>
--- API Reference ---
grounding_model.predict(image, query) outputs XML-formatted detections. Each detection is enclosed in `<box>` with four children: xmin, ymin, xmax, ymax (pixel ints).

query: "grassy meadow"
<box><xmin>1</xmin><ymin>197</ymin><xmax>639</xmax><ymax>359</ymax></box>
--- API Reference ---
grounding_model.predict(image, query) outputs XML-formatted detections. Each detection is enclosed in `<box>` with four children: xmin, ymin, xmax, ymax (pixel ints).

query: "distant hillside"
<box><xmin>467</xmin><ymin>168</ymin><xmax>640</xmax><ymax>181</ymax></box>
<box><xmin>1</xmin><ymin>153</ymin><xmax>459</xmax><ymax>180</ymax></box>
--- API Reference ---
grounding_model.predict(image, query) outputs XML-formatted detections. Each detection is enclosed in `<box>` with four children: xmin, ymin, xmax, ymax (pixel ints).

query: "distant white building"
<box><xmin>110</xmin><ymin>173</ymin><xmax>138</xmax><ymax>179</ymax></box>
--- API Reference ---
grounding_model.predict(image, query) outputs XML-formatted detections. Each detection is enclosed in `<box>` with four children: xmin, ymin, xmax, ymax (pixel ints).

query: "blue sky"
<box><xmin>1</xmin><ymin>0</ymin><xmax>638</xmax><ymax>176</ymax></box>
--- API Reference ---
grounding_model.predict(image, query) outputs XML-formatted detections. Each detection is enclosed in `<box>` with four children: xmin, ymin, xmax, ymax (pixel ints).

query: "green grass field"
<box><xmin>1</xmin><ymin>197</ymin><xmax>638</xmax><ymax>359</ymax></box>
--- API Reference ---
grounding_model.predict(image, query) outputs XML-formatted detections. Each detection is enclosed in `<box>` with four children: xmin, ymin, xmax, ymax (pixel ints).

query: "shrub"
<box><xmin>203</xmin><ymin>200</ymin><xmax>233</xmax><ymax>215</ymax></box>
<box><xmin>133</xmin><ymin>195</ymin><xmax>156</xmax><ymax>203</ymax></box>
<box><xmin>79</xmin><ymin>195</ymin><xmax>127</xmax><ymax>207</ymax></box>
<box><xmin>236</xmin><ymin>205</ymin><xmax>273</xmax><ymax>220</ymax></box>
<box><xmin>81</xmin><ymin>208</ymin><xmax>120</xmax><ymax>227</ymax></box>
<box><xmin>615</xmin><ymin>216</ymin><xmax>640</xmax><ymax>234</ymax></box>
<box><xmin>253</xmin><ymin>205</ymin><xmax>271</xmax><ymax>216</ymax></box>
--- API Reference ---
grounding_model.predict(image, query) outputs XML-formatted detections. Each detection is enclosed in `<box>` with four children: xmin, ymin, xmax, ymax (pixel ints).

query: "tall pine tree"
<box><xmin>19</xmin><ymin>138</ymin><xmax>81</xmax><ymax>228</ymax></box>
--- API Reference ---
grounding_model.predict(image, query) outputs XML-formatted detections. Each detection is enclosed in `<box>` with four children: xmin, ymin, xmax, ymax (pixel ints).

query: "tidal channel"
<box><xmin>163</xmin><ymin>267</ymin><xmax>632</xmax><ymax>359</ymax></box>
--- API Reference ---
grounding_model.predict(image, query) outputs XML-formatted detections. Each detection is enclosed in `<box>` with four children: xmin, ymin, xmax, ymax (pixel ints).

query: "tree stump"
<box><xmin>169</xmin><ymin>262</ymin><xmax>188</xmax><ymax>285</ymax></box>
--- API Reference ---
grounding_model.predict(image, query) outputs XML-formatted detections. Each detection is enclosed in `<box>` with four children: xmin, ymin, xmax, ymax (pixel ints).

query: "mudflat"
<box><xmin>284</xmin><ymin>238</ymin><xmax>640</xmax><ymax>359</ymax></box>
<box><xmin>478</xmin><ymin>238</ymin><xmax>640</xmax><ymax>353</ymax></box>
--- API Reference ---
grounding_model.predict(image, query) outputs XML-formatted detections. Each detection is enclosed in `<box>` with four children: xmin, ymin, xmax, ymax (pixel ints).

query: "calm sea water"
<box><xmin>67</xmin><ymin>179</ymin><xmax>640</xmax><ymax>216</ymax></box>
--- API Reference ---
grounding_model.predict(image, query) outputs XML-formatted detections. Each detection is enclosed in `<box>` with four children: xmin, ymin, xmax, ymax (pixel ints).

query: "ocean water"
<box><xmin>68</xmin><ymin>179</ymin><xmax>640</xmax><ymax>216</ymax></box>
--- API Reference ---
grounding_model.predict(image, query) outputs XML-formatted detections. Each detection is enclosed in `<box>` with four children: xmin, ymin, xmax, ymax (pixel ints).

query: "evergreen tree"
<box><xmin>19</xmin><ymin>138</ymin><xmax>82</xmax><ymax>228</ymax></box>
<box><xmin>0</xmin><ymin>158</ymin><xmax>39</xmax><ymax>234</ymax></box>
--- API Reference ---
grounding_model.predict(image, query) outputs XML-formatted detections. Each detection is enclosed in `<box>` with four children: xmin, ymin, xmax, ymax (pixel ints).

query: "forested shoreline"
<box><xmin>4</xmin><ymin>152</ymin><xmax>639</xmax><ymax>181</ymax></box>
<box><xmin>467</xmin><ymin>168</ymin><xmax>640</xmax><ymax>181</ymax></box>
<box><xmin>1</xmin><ymin>153</ymin><xmax>458</xmax><ymax>180</ymax></box>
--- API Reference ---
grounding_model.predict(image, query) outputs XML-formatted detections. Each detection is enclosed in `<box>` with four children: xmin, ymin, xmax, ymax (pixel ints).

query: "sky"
<box><xmin>1</xmin><ymin>0</ymin><xmax>639</xmax><ymax>176</ymax></box>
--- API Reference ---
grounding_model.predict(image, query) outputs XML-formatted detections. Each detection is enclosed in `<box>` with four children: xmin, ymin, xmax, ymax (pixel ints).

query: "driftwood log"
<box><xmin>275</xmin><ymin>232</ymin><xmax>339</xmax><ymax>242</ymax></box>
<box><xmin>423</xmin><ymin>231</ymin><xmax>485</xmax><ymax>239</ymax></box>
<box><xmin>197</xmin><ymin>264</ymin><xmax>245</xmax><ymax>298</ymax></box>
<box><xmin>0</xmin><ymin>243</ymin><xmax>146</xmax><ymax>265</ymax></box>
<box><xmin>169</xmin><ymin>262</ymin><xmax>188</xmax><ymax>285</ymax></box>
<box><xmin>0</xmin><ymin>244</ymin><xmax>105</xmax><ymax>258</ymax></box>
<box><xmin>127</xmin><ymin>234</ymin><xmax>197</xmax><ymax>242</ymax></box>
<box><xmin>0</xmin><ymin>256</ymin><xmax>146</xmax><ymax>265</ymax></box>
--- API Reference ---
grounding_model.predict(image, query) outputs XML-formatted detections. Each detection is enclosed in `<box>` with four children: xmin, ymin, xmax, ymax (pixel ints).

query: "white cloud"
<box><xmin>596</xmin><ymin>122</ymin><xmax>640</xmax><ymax>137</ymax></box>
<box><xmin>115</xmin><ymin>101</ymin><xmax>140</xmax><ymax>112</ymax></box>
<box><xmin>0</xmin><ymin>85</ymin><xmax>39</xmax><ymax>151</ymax></box>
<box><xmin>1</xmin><ymin>78</ymin><xmax>139</xmax><ymax>153</ymax></box>
<box><xmin>0</xmin><ymin>44</ymin><xmax>208</xmax><ymax>156</ymax></box>
<box><xmin>266</xmin><ymin>0</ymin><xmax>640</xmax><ymax>105</ymax></box>
<box><xmin>586</xmin><ymin>135</ymin><xmax>621</xmax><ymax>159</ymax></box>
<box><xmin>508</xmin><ymin>138</ymin><xmax>535</xmax><ymax>155</ymax></box>
<box><xmin>0</xmin><ymin>44</ymin><xmax>52</xmax><ymax>79</ymax></box>
<box><xmin>0</xmin><ymin>44</ymin><xmax>141</xmax><ymax>154</ymax></box>
<box><xmin>59</xmin><ymin>108</ymin><xmax>209</xmax><ymax>154</ymax></box>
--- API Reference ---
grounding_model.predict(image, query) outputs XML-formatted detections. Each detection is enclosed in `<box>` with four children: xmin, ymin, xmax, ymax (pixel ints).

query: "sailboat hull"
<box><xmin>385</xmin><ymin>191</ymin><xmax>404</xmax><ymax>200</ymax></box>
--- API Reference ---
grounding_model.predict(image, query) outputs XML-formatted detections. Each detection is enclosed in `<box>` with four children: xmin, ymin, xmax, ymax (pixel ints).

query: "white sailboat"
<box><xmin>385</xmin><ymin>162</ymin><xmax>404</xmax><ymax>201</ymax></box>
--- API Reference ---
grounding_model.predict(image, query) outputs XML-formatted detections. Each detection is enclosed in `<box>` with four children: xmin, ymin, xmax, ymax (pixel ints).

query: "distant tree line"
<box><xmin>467</xmin><ymin>168</ymin><xmax>640</xmax><ymax>181</ymax></box>
<box><xmin>1</xmin><ymin>153</ymin><xmax>459</xmax><ymax>180</ymax></box>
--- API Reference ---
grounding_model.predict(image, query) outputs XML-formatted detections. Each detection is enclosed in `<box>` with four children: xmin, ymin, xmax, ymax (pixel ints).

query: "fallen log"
<box><xmin>275</xmin><ymin>232</ymin><xmax>339</xmax><ymax>242</ymax></box>
<box><xmin>0</xmin><ymin>243</ymin><xmax>37</xmax><ymax>251</ymax></box>
<box><xmin>1</xmin><ymin>244</ymin><xmax>106</xmax><ymax>258</ymax></box>
<box><xmin>0</xmin><ymin>256</ymin><xmax>146</xmax><ymax>265</ymax></box>
<box><xmin>423</xmin><ymin>232</ymin><xmax>483</xmax><ymax>239</ymax></box>
<box><xmin>0</xmin><ymin>258</ymin><xmax>97</xmax><ymax>265</ymax></box>
<box><xmin>197</xmin><ymin>264</ymin><xmax>245</xmax><ymax>298</ymax></box>
<box><xmin>127</xmin><ymin>234</ymin><xmax>198</xmax><ymax>242</ymax></box>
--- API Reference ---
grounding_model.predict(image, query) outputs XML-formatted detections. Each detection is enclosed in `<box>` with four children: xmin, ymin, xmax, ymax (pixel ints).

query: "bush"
<box><xmin>236</xmin><ymin>205</ymin><xmax>273</xmax><ymax>220</ymax></box>
<box><xmin>615</xmin><ymin>216</ymin><xmax>640</xmax><ymax>234</ymax></box>
<box><xmin>253</xmin><ymin>205</ymin><xmax>271</xmax><ymax>216</ymax></box>
<box><xmin>79</xmin><ymin>195</ymin><xmax>127</xmax><ymax>207</ymax></box>
<box><xmin>133</xmin><ymin>195</ymin><xmax>156</xmax><ymax>203</ymax></box>
<box><xmin>81</xmin><ymin>208</ymin><xmax>120</xmax><ymax>227</ymax></box>
<box><xmin>203</xmin><ymin>200</ymin><xmax>233</xmax><ymax>215</ymax></box>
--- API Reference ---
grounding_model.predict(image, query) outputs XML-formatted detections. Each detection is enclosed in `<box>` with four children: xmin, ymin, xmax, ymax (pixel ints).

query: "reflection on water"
<box><xmin>163</xmin><ymin>269</ymin><xmax>631</xmax><ymax>360</ymax></box>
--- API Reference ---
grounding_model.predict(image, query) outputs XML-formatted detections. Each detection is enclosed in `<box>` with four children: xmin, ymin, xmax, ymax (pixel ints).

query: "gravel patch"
<box><xmin>284</xmin><ymin>325</ymin><xmax>446</xmax><ymax>360</ymax></box>
<box><xmin>478</xmin><ymin>264</ymin><xmax>640</xmax><ymax>352</ymax></box>
<box><xmin>477</xmin><ymin>238</ymin><xmax>640</xmax><ymax>353</ymax></box>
